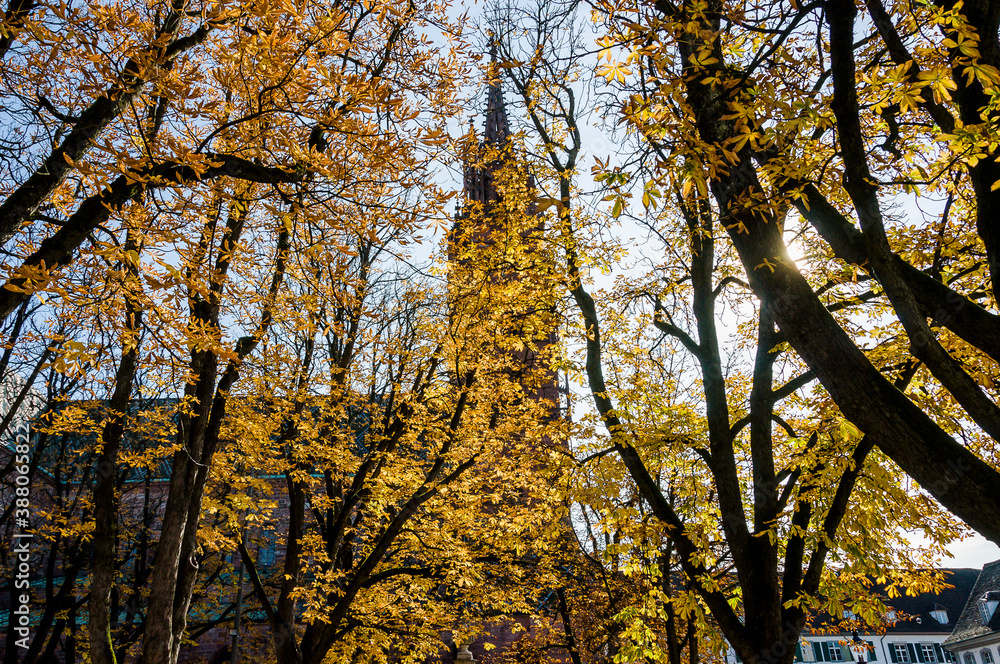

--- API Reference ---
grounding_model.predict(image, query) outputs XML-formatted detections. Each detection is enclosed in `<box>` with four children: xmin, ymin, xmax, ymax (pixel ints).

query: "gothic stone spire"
<box><xmin>483</xmin><ymin>42</ymin><xmax>510</xmax><ymax>147</ymax></box>
<box><xmin>458</xmin><ymin>43</ymin><xmax>513</xmax><ymax>212</ymax></box>
<box><xmin>447</xmin><ymin>40</ymin><xmax>562</xmax><ymax>432</ymax></box>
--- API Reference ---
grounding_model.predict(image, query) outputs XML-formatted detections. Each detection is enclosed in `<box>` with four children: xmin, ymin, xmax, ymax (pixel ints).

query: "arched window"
<box><xmin>981</xmin><ymin>650</ymin><xmax>995</xmax><ymax>664</ymax></box>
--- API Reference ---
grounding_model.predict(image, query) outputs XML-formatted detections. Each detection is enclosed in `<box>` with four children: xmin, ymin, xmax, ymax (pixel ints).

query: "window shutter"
<box><xmin>891</xmin><ymin>645</ymin><xmax>900</xmax><ymax>663</ymax></box>
<box><xmin>796</xmin><ymin>644</ymin><xmax>804</xmax><ymax>662</ymax></box>
<box><xmin>910</xmin><ymin>645</ymin><xmax>920</xmax><ymax>663</ymax></box>
<box><xmin>936</xmin><ymin>646</ymin><xmax>945</xmax><ymax>663</ymax></box>
<box><xmin>917</xmin><ymin>646</ymin><xmax>927</xmax><ymax>663</ymax></box>
<box><xmin>868</xmin><ymin>642</ymin><xmax>878</xmax><ymax>661</ymax></box>
<box><xmin>815</xmin><ymin>643</ymin><xmax>825</xmax><ymax>662</ymax></box>
<box><xmin>824</xmin><ymin>643</ymin><xmax>833</xmax><ymax>661</ymax></box>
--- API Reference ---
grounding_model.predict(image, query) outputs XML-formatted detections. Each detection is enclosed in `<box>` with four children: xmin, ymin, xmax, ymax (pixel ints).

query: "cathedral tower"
<box><xmin>439</xmin><ymin>50</ymin><xmax>571</xmax><ymax>664</ymax></box>
<box><xmin>450</xmin><ymin>46</ymin><xmax>560</xmax><ymax>419</ymax></box>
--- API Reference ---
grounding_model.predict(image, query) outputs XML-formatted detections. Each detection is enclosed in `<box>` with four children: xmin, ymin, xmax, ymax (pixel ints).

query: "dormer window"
<box><xmin>930</xmin><ymin>605</ymin><xmax>949</xmax><ymax>624</ymax></box>
<box><xmin>979</xmin><ymin>593</ymin><xmax>1000</xmax><ymax>623</ymax></box>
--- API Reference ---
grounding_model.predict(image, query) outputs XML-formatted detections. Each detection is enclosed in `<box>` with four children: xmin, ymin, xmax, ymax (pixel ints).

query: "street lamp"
<box><xmin>848</xmin><ymin>631</ymin><xmax>869</xmax><ymax>664</ymax></box>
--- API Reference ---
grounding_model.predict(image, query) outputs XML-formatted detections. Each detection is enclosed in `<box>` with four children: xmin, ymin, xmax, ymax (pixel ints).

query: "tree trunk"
<box><xmin>90</xmin><ymin>234</ymin><xmax>143</xmax><ymax>664</ymax></box>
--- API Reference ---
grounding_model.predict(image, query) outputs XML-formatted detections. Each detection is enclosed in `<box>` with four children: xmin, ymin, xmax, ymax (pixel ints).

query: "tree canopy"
<box><xmin>4</xmin><ymin>0</ymin><xmax>1000</xmax><ymax>662</ymax></box>
<box><xmin>588</xmin><ymin>0</ymin><xmax>1000</xmax><ymax>542</ymax></box>
<box><xmin>485</xmin><ymin>0</ymin><xmax>1000</xmax><ymax>661</ymax></box>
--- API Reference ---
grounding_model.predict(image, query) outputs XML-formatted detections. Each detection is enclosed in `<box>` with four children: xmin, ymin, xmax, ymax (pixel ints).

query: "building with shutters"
<box><xmin>943</xmin><ymin>560</ymin><xmax>1000</xmax><ymax>664</ymax></box>
<box><xmin>723</xmin><ymin>568</ymin><xmax>979</xmax><ymax>664</ymax></box>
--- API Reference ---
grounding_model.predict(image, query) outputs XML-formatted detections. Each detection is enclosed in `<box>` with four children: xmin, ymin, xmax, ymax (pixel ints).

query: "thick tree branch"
<box><xmin>0</xmin><ymin>155</ymin><xmax>304</xmax><ymax>321</ymax></box>
<box><xmin>790</xmin><ymin>182</ymin><xmax>1000</xmax><ymax>362</ymax></box>
<box><xmin>827</xmin><ymin>0</ymin><xmax>1000</xmax><ymax>442</ymax></box>
<box><xmin>0</xmin><ymin>9</ymin><xmax>220</xmax><ymax>246</ymax></box>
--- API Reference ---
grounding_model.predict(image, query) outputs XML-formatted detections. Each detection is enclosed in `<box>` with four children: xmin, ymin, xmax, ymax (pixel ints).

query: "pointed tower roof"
<box><xmin>456</xmin><ymin>41</ymin><xmax>515</xmax><ymax>215</ymax></box>
<box><xmin>483</xmin><ymin>41</ymin><xmax>510</xmax><ymax>147</ymax></box>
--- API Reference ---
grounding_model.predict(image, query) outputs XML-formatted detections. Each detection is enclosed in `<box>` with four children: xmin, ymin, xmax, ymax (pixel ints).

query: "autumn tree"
<box><xmin>0</xmin><ymin>288</ymin><xmax>188</xmax><ymax>664</ymax></box>
<box><xmin>486</xmin><ymin>1</ymin><xmax>976</xmax><ymax>663</ymax></box>
<box><xmin>0</xmin><ymin>0</ymin><xmax>465</xmax><ymax>327</ymax></box>
<box><xmin>587</xmin><ymin>0</ymin><xmax>1000</xmax><ymax>545</ymax></box>
<box><xmin>193</xmin><ymin>163</ymin><xmax>567</xmax><ymax>664</ymax></box>
<box><xmin>0</xmin><ymin>335</ymin><xmax>95</xmax><ymax>664</ymax></box>
<box><xmin>1</xmin><ymin>5</ymin><xmax>581</xmax><ymax>663</ymax></box>
<box><xmin>0</xmin><ymin>1</ymin><xmax>501</xmax><ymax>663</ymax></box>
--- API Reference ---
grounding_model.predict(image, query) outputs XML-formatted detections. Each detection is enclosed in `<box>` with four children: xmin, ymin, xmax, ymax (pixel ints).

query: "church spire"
<box><xmin>457</xmin><ymin>39</ymin><xmax>514</xmax><ymax>213</ymax></box>
<box><xmin>449</xmin><ymin>35</ymin><xmax>561</xmax><ymax>425</ymax></box>
<box><xmin>483</xmin><ymin>41</ymin><xmax>510</xmax><ymax>147</ymax></box>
